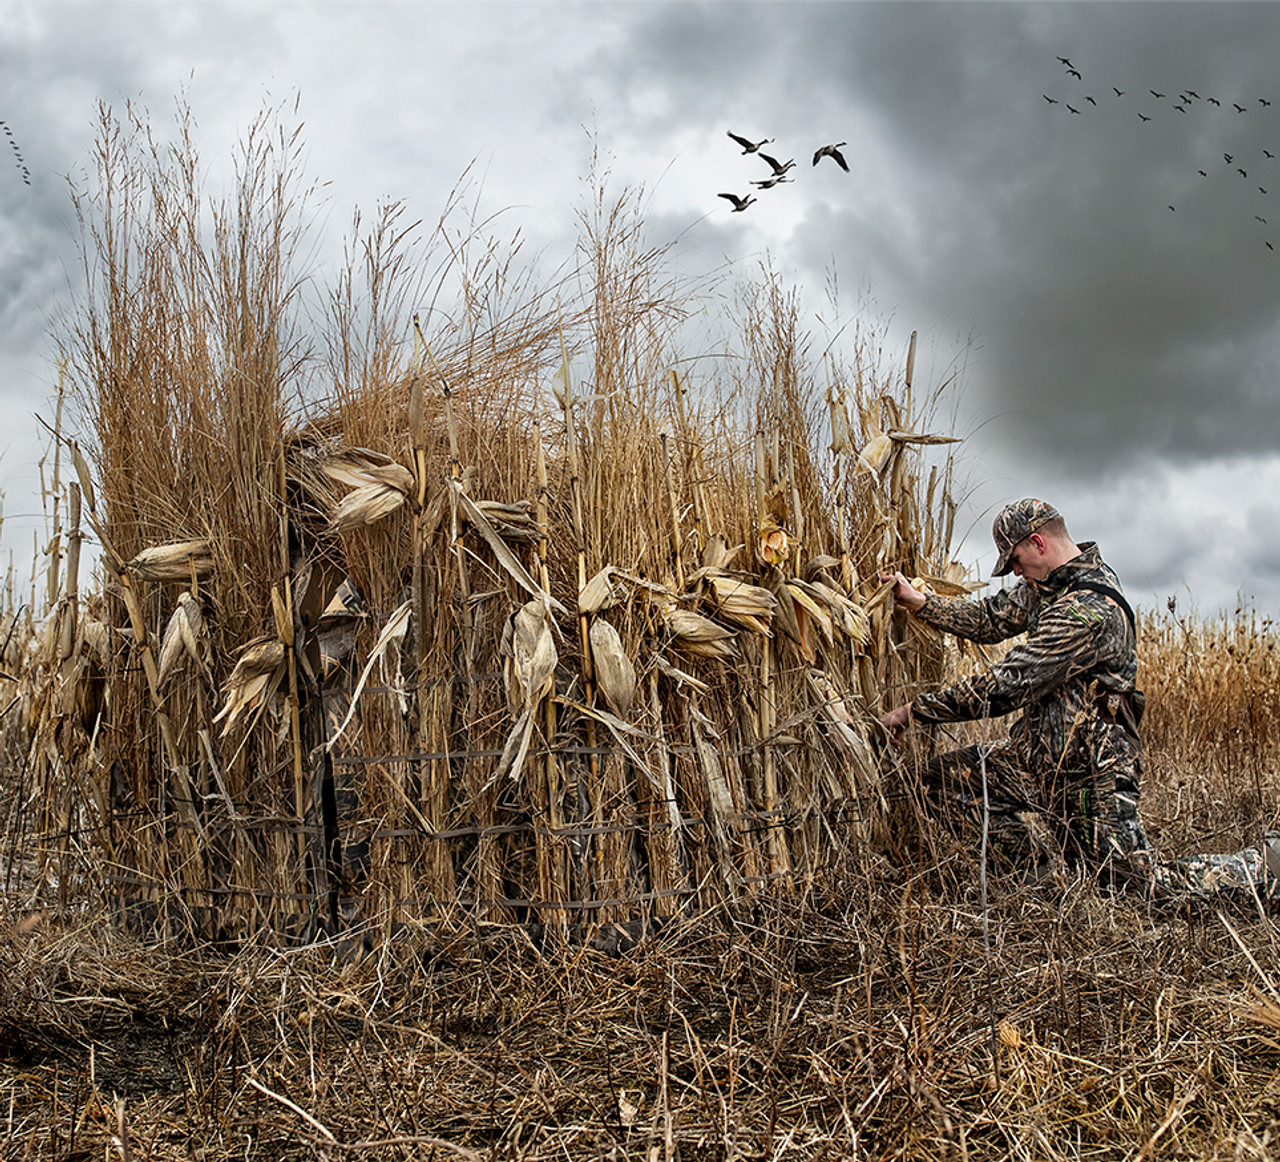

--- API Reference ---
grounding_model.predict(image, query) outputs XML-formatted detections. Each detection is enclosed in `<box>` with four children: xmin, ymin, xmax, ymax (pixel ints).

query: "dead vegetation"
<box><xmin>1</xmin><ymin>100</ymin><xmax>1279</xmax><ymax>1160</ymax></box>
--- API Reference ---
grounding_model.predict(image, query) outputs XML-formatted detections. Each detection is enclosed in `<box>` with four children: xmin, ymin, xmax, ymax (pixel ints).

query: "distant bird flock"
<box><xmin>1046</xmin><ymin>56</ymin><xmax>1275</xmax><ymax>252</ymax></box>
<box><xmin>1</xmin><ymin>121</ymin><xmax>29</xmax><ymax>187</ymax></box>
<box><xmin>718</xmin><ymin>131</ymin><xmax>848</xmax><ymax>213</ymax></box>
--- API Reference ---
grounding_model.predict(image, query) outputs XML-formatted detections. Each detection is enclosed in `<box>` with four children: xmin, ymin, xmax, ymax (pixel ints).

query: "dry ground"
<box><xmin>4</xmin><ymin>854</ymin><xmax>1280</xmax><ymax>1162</ymax></box>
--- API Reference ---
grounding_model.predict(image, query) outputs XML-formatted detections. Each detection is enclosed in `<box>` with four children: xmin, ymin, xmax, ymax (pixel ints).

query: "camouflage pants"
<box><xmin>909</xmin><ymin>736</ymin><xmax>1153</xmax><ymax>884</ymax></box>
<box><xmin>910</xmin><ymin>739</ymin><xmax>1277</xmax><ymax>906</ymax></box>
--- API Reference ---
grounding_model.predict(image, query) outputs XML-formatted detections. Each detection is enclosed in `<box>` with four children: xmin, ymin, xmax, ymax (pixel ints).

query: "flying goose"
<box><xmin>812</xmin><ymin>142</ymin><xmax>849</xmax><ymax>171</ymax></box>
<box><xmin>727</xmin><ymin>131</ymin><xmax>773</xmax><ymax>154</ymax></box>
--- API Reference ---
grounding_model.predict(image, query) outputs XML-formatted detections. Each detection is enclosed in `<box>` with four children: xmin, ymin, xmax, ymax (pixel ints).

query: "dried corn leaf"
<box><xmin>915</xmin><ymin>572</ymin><xmax>987</xmax><ymax>597</ymax></box>
<box><xmin>453</xmin><ymin>484</ymin><xmax>569</xmax><ymax>616</ymax></box>
<box><xmin>886</xmin><ymin>429</ymin><xmax>962</xmax><ymax>446</ymax></box>
<box><xmin>656</xmin><ymin>655</ymin><xmax>710</xmax><ymax>693</ymax></box>
<box><xmin>325</xmin><ymin>600</ymin><xmax>413</xmax><ymax>750</ymax></box>
<box><xmin>71</xmin><ymin>441</ymin><xmax>96</xmax><ymax>513</ymax></box>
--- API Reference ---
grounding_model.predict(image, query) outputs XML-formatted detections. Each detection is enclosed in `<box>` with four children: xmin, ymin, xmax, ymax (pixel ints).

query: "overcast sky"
<box><xmin>3</xmin><ymin>1</ymin><xmax>1280</xmax><ymax>616</ymax></box>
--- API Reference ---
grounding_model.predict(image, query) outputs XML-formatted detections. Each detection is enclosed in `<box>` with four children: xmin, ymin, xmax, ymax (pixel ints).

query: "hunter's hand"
<box><xmin>880</xmin><ymin>703</ymin><xmax>912</xmax><ymax>748</ymax></box>
<box><xmin>880</xmin><ymin>570</ymin><xmax>928</xmax><ymax>612</ymax></box>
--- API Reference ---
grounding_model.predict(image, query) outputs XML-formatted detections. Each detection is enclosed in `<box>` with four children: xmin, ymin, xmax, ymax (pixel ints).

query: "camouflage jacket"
<box><xmin>909</xmin><ymin>543</ymin><xmax>1139</xmax><ymax>777</ymax></box>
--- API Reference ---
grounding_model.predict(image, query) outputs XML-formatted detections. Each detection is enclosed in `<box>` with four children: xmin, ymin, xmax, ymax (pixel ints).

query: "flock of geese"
<box><xmin>1045</xmin><ymin>56</ymin><xmax>1276</xmax><ymax>251</ymax></box>
<box><xmin>2</xmin><ymin>121</ymin><xmax>28</xmax><ymax>187</ymax></box>
<box><xmin>717</xmin><ymin>131</ymin><xmax>849</xmax><ymax>213</ymax></box>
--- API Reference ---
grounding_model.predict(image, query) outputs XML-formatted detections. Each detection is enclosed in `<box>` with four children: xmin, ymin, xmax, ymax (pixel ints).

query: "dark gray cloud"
<box><xmin>1</xmin><ymin>1</ymin><xmax>1279</xmax><ymax>612</ymax></box>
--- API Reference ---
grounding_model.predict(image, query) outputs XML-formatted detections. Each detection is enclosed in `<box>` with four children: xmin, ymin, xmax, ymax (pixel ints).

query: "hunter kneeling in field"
<box><xmin>880</xmin><ymin>498</ymin><xmax>1279</xmax><ymax>908</ymax></box>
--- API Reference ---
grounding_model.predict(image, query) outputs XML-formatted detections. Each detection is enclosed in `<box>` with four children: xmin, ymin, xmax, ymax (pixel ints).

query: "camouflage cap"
<box><xmin>992</xmin><ymin>498</ymin><xmax>1061</xmax><ymax>576</ymax></box>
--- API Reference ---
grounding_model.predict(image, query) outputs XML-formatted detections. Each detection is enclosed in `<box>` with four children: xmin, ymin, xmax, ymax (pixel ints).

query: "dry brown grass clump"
<box><xmin>2</xmin><ymin>870</ymin><xmax>1279</xmax><ymax>1161</ymax></box>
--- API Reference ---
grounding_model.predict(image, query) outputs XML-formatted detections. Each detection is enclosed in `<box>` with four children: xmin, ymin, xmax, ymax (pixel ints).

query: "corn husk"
<box><xmin>701</xmin><ymin>572</ymin><xmax>776</xmax><ymax>635</ymax></box>
<box><xmin>329</xmin><ymin>483</ymin><xmax>408</xmax><ymax>533</ymax></box>
<box><xmin>589</xmin><ymin>618</ymin><xmax>636</xmax><ymax>718</ymax></box>
<box><xmin>579</xmin><ymin>566</ymin><xmax>619</xmax><ymax>614</ymax></box>
<box><xmin>81</xmin><ymin>618</ymin><xmax>111</xmax><ymax>667</ymax></box>
<box><xmin>857</xmin><ymin>433</ymin><xmax>895</xmax><ymax>478</ymax></box>
<box><xmin>322</xmin><ymin>450</ymin><xmax>415</xmax><ymax>495</ymax></box>
<box><xmin>702</xmin><ymin>535</ymin><xmax>743</xmax><ymax>572</ymax></box>
<box><xmin>472</xmin><ymin>499</ymin><xmax>542</xmax><ymax>543</ymax></box>
<box><xmin>502</xmin><ymin>599</ymin><xmax>558</xmax><ymax>716</ymax></box>
<box><xmin>757</xmin><ymin>518</ymin><xmax>790</xmax><ymax>567</ymax></box>
<box><xmin>664</xmin><ymin>607</ymin><xmax>737</xmax><ymax>660</ymax></box>
<box><xmin>784</xmin><ymin>581</ymin><xmax>834</xmax><ymax>662</ymax></box>
<box><xmin>157</xmin><ymin>593</ymin><xmax>211</xmax><ymax>687</ymax></box>
<box><xmin>496</xmin><ymin>599</ymin><xmax>559</xmax><ymax>786</ymax></box>
<box><xmin>126</xmin><ymin>539</ymin><xmax>215</xmax><ymax>582</ymax></box>
<box><xmin>828</xmin><ymin>386</ymin><xmax>854</xmax><ymax>457</ymax></box>
<box><xmin>805</xmin><ymin>579</ymin><xmax>870</xmax><ymax>643</ymax></box>
<box><xmin>213</xmin><ymin>638</ymin><xmax>287</xmax><ymax>735</ymax></box>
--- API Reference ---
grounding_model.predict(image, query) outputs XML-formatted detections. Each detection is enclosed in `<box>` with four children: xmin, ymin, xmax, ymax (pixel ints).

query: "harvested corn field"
<box><xmin>2</xmin><ymin>104</ymin><xmax>1280</xmax><ymax>1161</ymax></box>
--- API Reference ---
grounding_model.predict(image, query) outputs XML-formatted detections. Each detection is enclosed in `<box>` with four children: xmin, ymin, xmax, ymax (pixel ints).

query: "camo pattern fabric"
<box><xmin>907</xmin><ymin>543</ymin><xmax>1153</xmax><ymax>877</ymax></box>
<box><xmin>904</xmin><ymin>544</ymin><xmax>1276</xmax><ymax>905</ymax></box>
<box><xmin>1153</xmin><ymin>841</ymin><xmax>1280</xmax><ymax>908</ymax></box>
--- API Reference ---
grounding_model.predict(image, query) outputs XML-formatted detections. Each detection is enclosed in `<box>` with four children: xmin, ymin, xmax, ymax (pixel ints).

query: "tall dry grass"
<box><xmin>1138</xmin><ymin>602</ymin><xmax>1280</xmax><ymax>859</ymax></box>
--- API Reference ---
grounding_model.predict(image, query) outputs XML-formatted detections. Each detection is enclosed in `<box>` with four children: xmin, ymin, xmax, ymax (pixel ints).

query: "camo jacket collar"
<box><xmin>1033</xmin><ymin>541</ymin><xmax>1113</xmax><ymax>600</ymax></box>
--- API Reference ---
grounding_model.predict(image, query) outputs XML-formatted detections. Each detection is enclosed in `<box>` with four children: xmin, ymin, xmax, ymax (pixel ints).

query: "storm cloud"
<box><xmin>1</xmin><ymin>2</ymin><xmax>1279</xmax><ymax>612</ymax></box>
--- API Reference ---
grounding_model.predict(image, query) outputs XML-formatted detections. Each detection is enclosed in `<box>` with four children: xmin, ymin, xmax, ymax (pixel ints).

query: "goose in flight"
<box><xmin>1067</xmin><ymin>68</ymin><xmax>1082</xmax><ymax>80</ymax></box>
<box><xmin>1043</xmin><ymin>94</ymin><xmax>1059</xmax><ymax>104</ymax></box>
<box><xmin>1150</xmin><ymin>90</ymin><xmax>1165</xmax><ymax>99</ymax></box>
<box><xmin>1137</xmin><ymin>113</ymin><xmax>1151</xmax><ymax>122</ymax></box>
<box><xmin>757</xmin><ymin>151</ymin><xmax>795</xmax><ymax>176</ymax></box>
<box><xmin>1208</xmin><ymin>97</ymin><xmax>1221</xmax><ymax>106</ymax></box>
<box><xmin>812</xmin><ymin>142</ymin><xmax>849</xmax><ymax>171</ymax></box>
<box><xmin>727</xmin><ymin>131</ymin><xmax>772</xmax><ymax>154</ymax></box>
<box><xmin>751</xmin><ymin>175</ymin><xmax>792</xmax><ymax>189</ymax></box>
<box><xmin>718</xmin><ymin>192</ymin><xmax>756</xmax><ymax>212</ymax></box>
<box><xmin>1235</xmin><ymin>103</ymin><xmax>1248</xmax><ymax>113</ymax></box>
<box><xmin>1113</xmin><ymin>87</ymin><xmax>1125</xmax><ymax>97</ymax></box>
